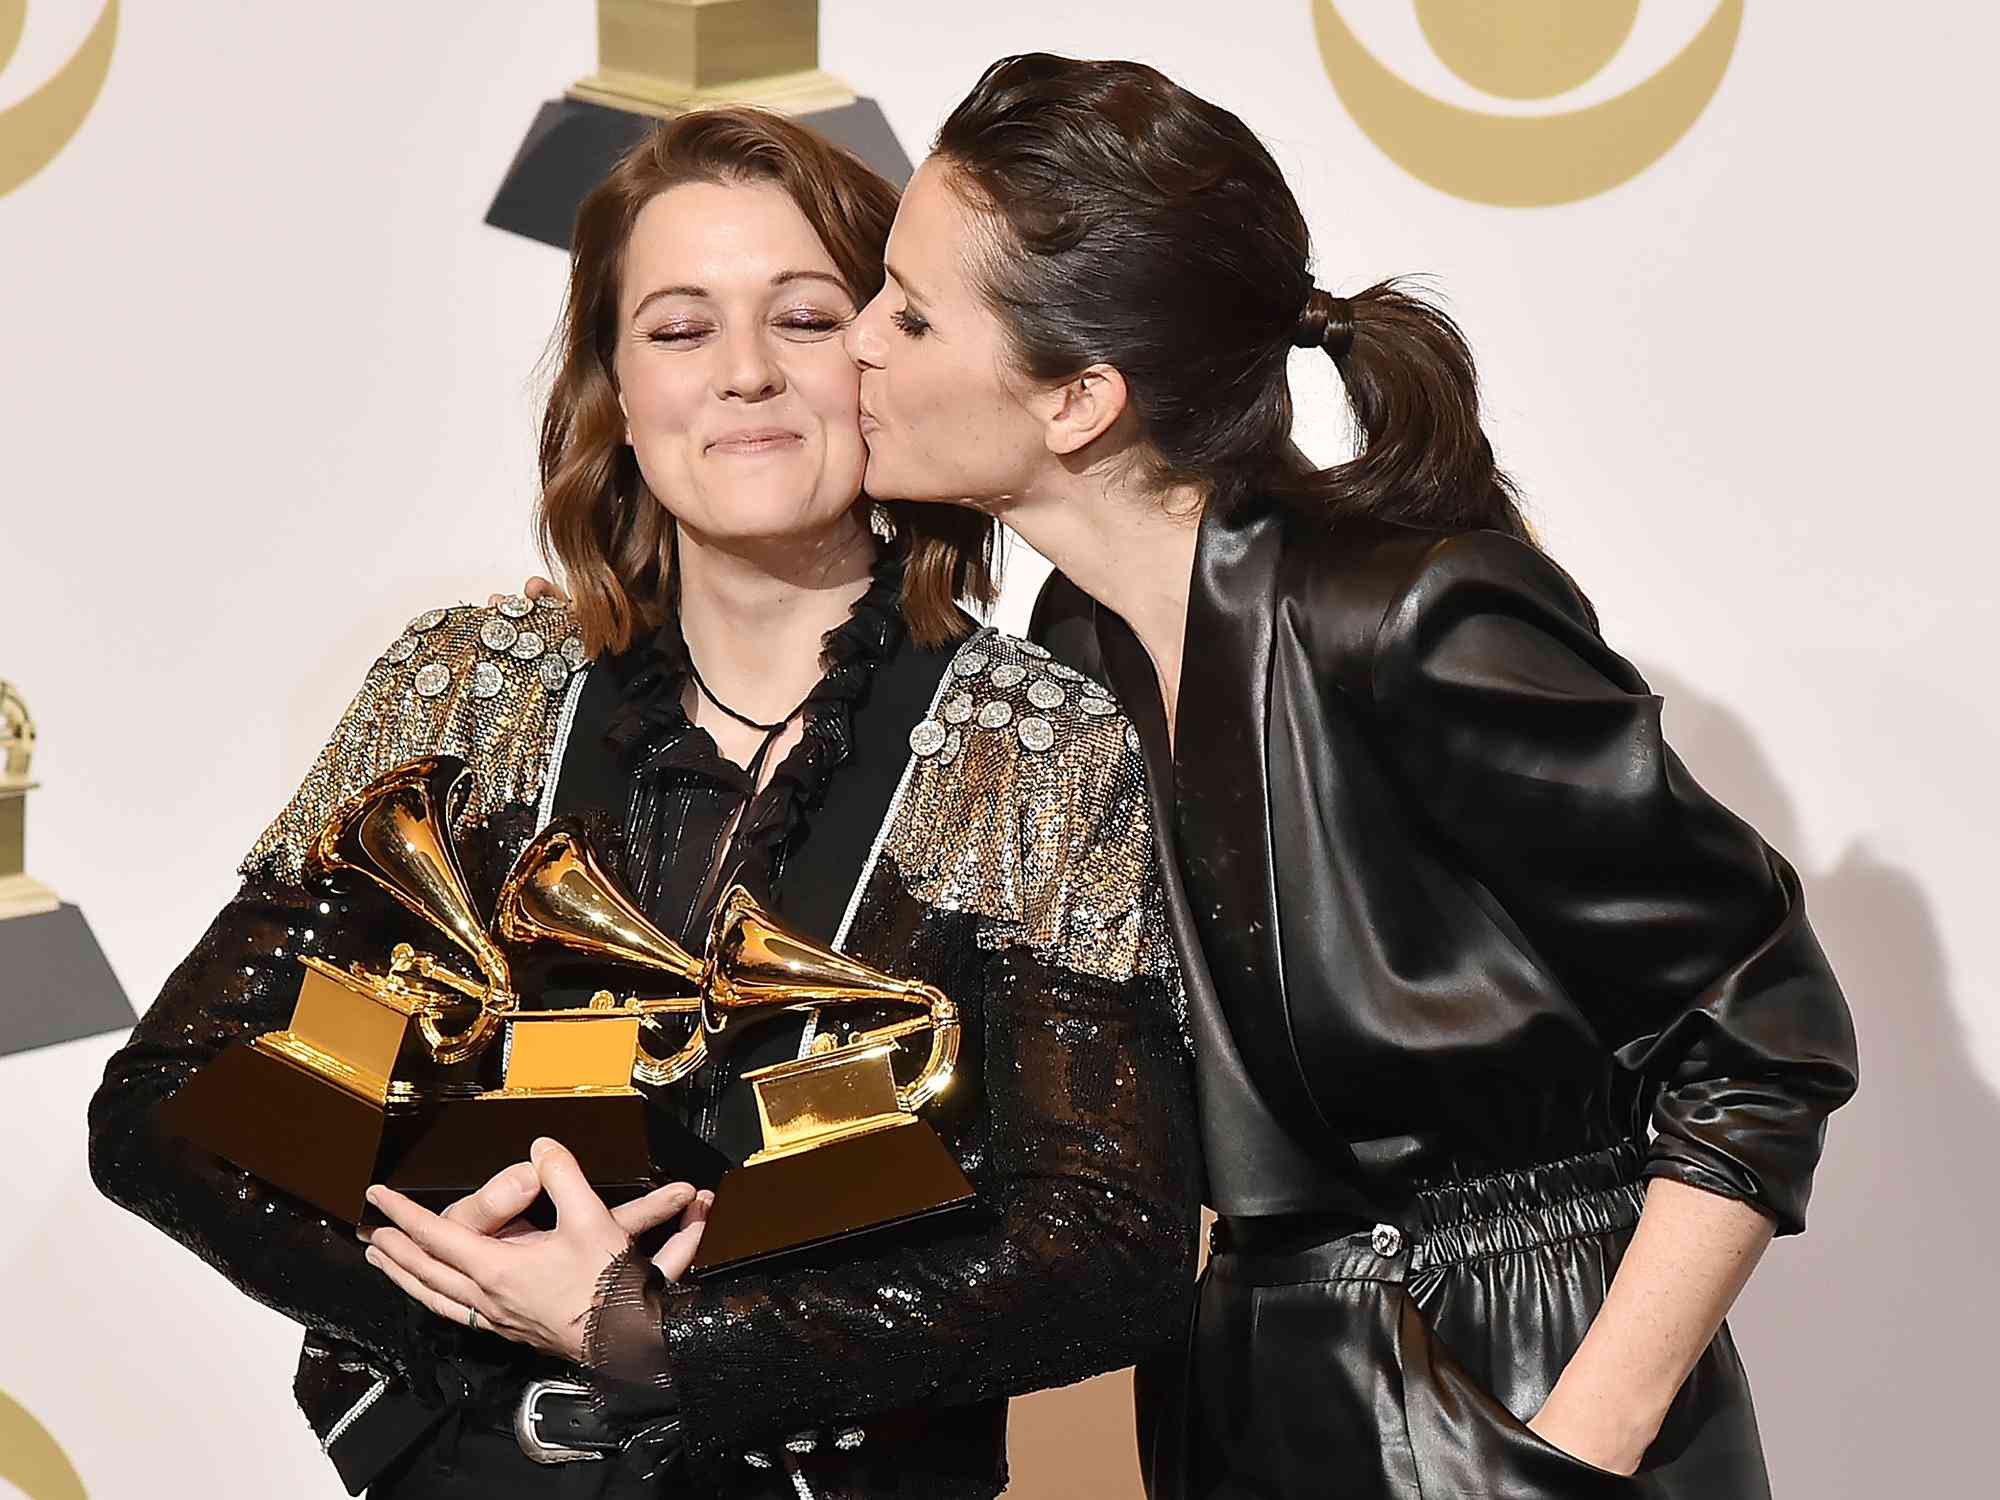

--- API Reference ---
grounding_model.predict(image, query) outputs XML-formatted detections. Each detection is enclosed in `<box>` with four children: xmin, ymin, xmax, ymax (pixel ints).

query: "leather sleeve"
<box><xmin>1365</xmin><ymin>529</ymin><xmax>1858</xmax><ymax>1234</ymax></box>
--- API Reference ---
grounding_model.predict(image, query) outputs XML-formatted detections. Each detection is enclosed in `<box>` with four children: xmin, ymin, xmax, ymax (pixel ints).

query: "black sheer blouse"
<box><xmin>549</xmin><ymin>556</ymin><xmax>940</xmax><ymax>1164</ymax></box>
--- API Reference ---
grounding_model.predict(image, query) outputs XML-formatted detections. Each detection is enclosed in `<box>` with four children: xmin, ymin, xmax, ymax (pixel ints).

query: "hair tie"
<box><xmin>1294</xmin><ymin>288</ymin><xmax>1355</xmax><ymax>359</ymax></box>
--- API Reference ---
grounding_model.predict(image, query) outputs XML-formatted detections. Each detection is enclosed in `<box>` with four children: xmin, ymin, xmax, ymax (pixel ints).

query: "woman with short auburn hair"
<box><xmin>90</xmin><ymin>106</ymin><xmax>1198</xmax><ymax>1500</ymax></box>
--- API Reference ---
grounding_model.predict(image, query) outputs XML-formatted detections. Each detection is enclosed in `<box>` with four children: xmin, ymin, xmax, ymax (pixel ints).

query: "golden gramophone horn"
<box><xmin>305</xmin><ymin>755</ymin><xmax>513</xmax><ymax>1062</ymax></box>
<box><xmin>704</xmin><ymin>884</ymin><xmax>960</xmax><ymax>1114</ymax></box>
<box><xmin>683</xmin><ymin>883</ymin><xmax>975</xmax><ymax>1279</ymax></box>
<box><xmin>493</xmin><ymin>821</ymin><xmax>706</xmax><ymax>1087</ymax></box>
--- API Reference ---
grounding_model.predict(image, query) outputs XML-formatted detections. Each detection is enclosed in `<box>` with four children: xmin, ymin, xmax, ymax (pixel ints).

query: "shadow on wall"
<box><xmin>1644</xmin><ymin>665</ymin><xmax>1989</xmax><ymax>1495</ymax></box>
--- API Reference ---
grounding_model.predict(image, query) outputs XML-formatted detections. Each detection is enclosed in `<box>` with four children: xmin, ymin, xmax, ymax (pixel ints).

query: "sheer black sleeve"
<box><xmin>86</xmin><ymin>870</ymin><xmax>459</xmax><ymax>1389</ymax></box>
<box><xmin>1368</xmin><ymin>530</ymin><xmax>1859</xmax><ymax>1234</ymax></box>
<box><xmin>84</xmin><ymin>601</ymin><xmax>580</xmax><ymax>1394</ymax></box>
<box><xmin>581</xmin><ymin>893</ymin><xmax>1200</xmax><ymax>1482</ymax></box>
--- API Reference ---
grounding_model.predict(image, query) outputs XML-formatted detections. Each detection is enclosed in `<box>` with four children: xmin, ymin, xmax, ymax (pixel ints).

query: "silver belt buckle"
<box><xmin>514</xmin><ymin>1376</ymin><xmax>607</xmax><ymax>1465</ymax></box>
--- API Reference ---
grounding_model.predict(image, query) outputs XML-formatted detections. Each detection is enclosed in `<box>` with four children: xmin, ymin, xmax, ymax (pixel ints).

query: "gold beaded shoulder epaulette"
<box><xmin>239</xmin><ymin>596</ymin><xmax>588</xmax><ymax>884</ymax></box>
<box><xmin>874</xmin><ymin>627</ymin><xmax>1183</xmax><ymax>1002</ymax></box>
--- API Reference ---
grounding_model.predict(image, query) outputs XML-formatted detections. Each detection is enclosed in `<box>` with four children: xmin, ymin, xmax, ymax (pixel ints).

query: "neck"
<box><xmin>1007</xmin><ymin>468</ymin><xmax>1202</xmax><ymax>736</ymax></box>
<box><xmin>672</xmin><ymin>514</ymin><xmax>877</xmax><ymax>723</ymax></box>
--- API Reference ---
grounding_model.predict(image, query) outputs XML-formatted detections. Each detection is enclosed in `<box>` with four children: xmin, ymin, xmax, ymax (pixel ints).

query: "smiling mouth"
<box><xmin>708</xmin><ymin>430</ymin><xmax>804</xmax><ymax>455</ymax></box>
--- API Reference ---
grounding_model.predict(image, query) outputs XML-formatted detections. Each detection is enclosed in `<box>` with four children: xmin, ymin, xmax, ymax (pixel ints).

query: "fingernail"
<box><xmin>364</xmin><ymin>1247</ymin><xmax>381</xmax><ymax>1267</ymax></box>
<box><xmin>698</xmin><ymin>1190</ymin><xmax>715</xmax><ymax>1208</ymax></box>
<box><xmin>364</xmin><ymin>1186</ymin><xmax>383</xmax><ymax>1207</ymax></box>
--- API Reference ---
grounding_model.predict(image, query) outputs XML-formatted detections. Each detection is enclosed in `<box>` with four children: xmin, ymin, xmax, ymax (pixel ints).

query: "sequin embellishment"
<box><xmin>479</xmin><ymin>618</ymin><xmax>518</xmax><ymax>652</ymax></box>
<box><xmin>1079</xmin><ymin>696</ymin><xmax>1117</xmax><ymax>717</ymax></box>
<box><xmin>909</xmin><ymin>720</ymin><xmax>947</xmax><ymax>756</ymax></box>
<box><xmin>562</xmin><ymin>636</ymin><xmax>588</xmax><ymax>669</ymax></box>
<box><xmin>470</xmin><ymin>661</ymin><xmax>504</xmax><ymax>700</ymax></box>
<box><xmin>942</xmin><ymin>692</ymin><xmax>974</xmax><ymax>726</ymax></box>
<box><xmin>953</xmin><ymin>651</ymin><xmax>990</xmax><ymax>678</ymax></box>
<box><xmin>413</xmin><ymin>663</ymin><xmax>451</xmax><ymax>698</ymax></box>
<box><xmin>976</xmin><ymin>700</ymin><xmax>1013</xmax><ymax>730</ymax></box>
<box><xmin>1027</xmin><ymin>678</ymin><xmax>1065</xmax><ymax>710</ymax></box>
<box><xmin>538</xmin><ymin>657</ymin><xmax>571</xmax><ymax>692</ymax></box>
<box><xmin>990</xmin><ymin>662</ymin><xmax>1027</xmax><ymax>690</ymax></box>
<box><xmin>1017</xmin><ymin>716</ymin><xmax>1054</xmax><ymax>752</ymax></box>
<box><xmin>411</xmin><ymin>608</ymin><xmax>449</xmax><ymax>633</ymax></box>
<box><xmin>509</xmin><ymin>630</ymin><xmax>545</xmax><ymax>661</ymax></box>
<box><xmin>383</xmin><ymin>636</ymin><xmax>419</xmax><ymax>665</ymax></box>
<box><xmin>497</xmin><ymin>594</ymin><xmax>534</xmax><ymax>619</ymax></box>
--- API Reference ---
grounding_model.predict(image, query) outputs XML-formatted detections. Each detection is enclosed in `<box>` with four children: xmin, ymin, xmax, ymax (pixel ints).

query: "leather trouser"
<box><xmin>1137</xmin><ymin>1141</ymin><xmax>1771</xmax><ymax>1499</ymax></box>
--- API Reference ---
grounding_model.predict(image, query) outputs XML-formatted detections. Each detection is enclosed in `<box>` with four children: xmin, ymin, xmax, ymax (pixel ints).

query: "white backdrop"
<box><xmin>3</xmin><ymin>2</ymin><xmax>1995</xmax><ymax>1495</ymax></box>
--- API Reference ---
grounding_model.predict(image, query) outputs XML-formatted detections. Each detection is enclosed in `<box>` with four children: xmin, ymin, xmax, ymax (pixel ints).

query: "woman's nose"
<box><xmin>845</xmin><ymin>298</ymin><xmax>884</xmax><ymax>368</ymax></box>
<box><xmin>719</xmin><ymin>327</ymin><xmax>783</xmax><ymax>401</ymax></box>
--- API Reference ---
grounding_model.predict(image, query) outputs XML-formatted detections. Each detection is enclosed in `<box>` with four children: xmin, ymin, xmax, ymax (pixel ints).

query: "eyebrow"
<box><xmin>632</xmin><ymin>269</ymin><xmax>851</xmax><ymax>319</ymax></box>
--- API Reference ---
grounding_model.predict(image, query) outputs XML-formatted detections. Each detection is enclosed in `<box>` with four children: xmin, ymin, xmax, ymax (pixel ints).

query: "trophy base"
<box><xmin>159</xmin><ymin>1045</ymin><xmax>732</xmax><ymax>1225</ymax></box>
<box><xmin>484</xmin><ymin>94</ymin><xmax>913</xmax><ymax>251</ymax></box>
<box><xmin>155</xmin><ymin>1037</ymin><xmax>408</xmax><ymax>1223</ymax></box>
<box><xmin>687</xmin><ymin>1117</ymin><xmax>976</xmax><ymax>1279</ymax></box>
<box><xmin>0</xmin><ymin>901</ymin><xmax>134</xmax><ymax>1057</ymax></box>
<box><xmin>379</xmin><ymin>1090</ymin><xmax>730</xmax><ymax>1228</ymax></box>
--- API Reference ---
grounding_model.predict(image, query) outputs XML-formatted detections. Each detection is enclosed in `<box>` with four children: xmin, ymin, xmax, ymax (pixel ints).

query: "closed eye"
<box><xmin>891</xmin><ymin>307</ymin><xmax>930</xmax><ymax>339</ymax></box>
<box><xmin>777</xmin><ymin>311</ymin><xmax>849</xmax><ymax>336</ymax></box>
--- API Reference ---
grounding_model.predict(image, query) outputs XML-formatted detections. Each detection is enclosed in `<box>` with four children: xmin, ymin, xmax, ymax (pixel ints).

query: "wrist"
<box><xmin>1533</xmin><ymin>1376</ymin><xmax>1665</xmax><ymax>1474</ymax></box>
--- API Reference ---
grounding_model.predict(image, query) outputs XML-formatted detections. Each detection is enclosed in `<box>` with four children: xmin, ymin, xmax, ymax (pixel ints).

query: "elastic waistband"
<box><xmin>1213</xmin><ymin>1139</ymin><xmax>1647</xmax><ymax>1282</ymax></box>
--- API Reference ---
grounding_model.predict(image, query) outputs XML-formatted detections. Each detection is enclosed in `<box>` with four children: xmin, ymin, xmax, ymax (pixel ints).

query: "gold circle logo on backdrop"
<box><xmin>0</xmin><ymin>0</ymin><xmax>119</xmax><ymax>198</ymax></box>
<box><xmin>0</xmin><ymin>1390</ymin><xmax>89</xmax><ymax>1500</ymax></box>
<box><xmin>1314</xmin><ymin>0</ymin><xmax>1743</xmax><ymax>207</ymax></box>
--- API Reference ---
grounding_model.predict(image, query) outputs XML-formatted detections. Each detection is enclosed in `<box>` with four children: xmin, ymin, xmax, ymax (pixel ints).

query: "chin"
<box><xmin>862</xmin><ymin>453</ymin><xmax>917</xmax><ymax>502</ymax></box>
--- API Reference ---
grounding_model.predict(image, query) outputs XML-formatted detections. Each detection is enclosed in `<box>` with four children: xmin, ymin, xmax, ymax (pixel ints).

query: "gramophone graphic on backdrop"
<box><xmin>0</xmin><ymin>680</ymin><xmax>134</xmax><ymax>1058</ymax></box>
<box><xmin>487</xmin><ymin>0</ymin><xmax>915</xmax><ymax>248</ymax></box>
<box><xmin>157</xmin><ymin>755</ymin><xmax>975</xmax><ymax>1276</ymax></box>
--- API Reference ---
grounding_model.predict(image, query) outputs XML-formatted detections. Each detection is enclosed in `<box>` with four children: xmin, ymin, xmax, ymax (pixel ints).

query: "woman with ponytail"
<box><xmin>843</xmin><ymin>53</ymin><xmax>1858</xmax><ymax>1499</ymax></box>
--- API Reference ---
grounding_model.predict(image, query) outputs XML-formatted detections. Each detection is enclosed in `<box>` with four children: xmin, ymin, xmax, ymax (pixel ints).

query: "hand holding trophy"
<box><xmin>159</xmin><ymin>754</ymin><xmax>976</xmax><ymax>1272</ymax></box>
<box><xmin>156</xmin><ymin>755</ymin><xmax>728</xmax><ymax>1224</ymax></box>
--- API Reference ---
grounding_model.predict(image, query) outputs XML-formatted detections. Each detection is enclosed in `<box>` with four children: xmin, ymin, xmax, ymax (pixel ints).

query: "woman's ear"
<box><xmin>1035</xmin><ymin>363</ymin><xmax>1130</xmax><ymax>458</ymax></box>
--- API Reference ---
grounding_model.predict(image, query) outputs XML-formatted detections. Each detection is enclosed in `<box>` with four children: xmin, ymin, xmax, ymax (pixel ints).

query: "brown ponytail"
<box><xmin>935</xmin><ymin>55</ymin><xmax>1531</xmax><ymax>542</ymax></box>
<box><xmin>1290</xmin><ymin>278</ymin><xmax>1528</xmax><ymax>540</ymax></box>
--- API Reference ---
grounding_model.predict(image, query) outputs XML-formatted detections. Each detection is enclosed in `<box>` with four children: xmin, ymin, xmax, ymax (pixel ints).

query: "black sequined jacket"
<box><xmin>86</xmin><ymin>599</ymin><xmax>1199</xmax><ymax>1498</ymax></box>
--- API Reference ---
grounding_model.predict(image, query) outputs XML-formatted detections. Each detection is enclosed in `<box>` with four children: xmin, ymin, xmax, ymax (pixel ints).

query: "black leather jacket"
<box><xmin>1032</xmin><ymin>493</ymin><xmax>1857</xmax><ymax>1229</ymax></box>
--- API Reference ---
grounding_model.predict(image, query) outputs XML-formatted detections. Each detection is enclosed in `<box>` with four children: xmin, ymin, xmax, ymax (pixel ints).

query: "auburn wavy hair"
<box><xmin>537</xmin><ymin>108</ymin><xmax>999</xmax><ymax>656</ymax></box>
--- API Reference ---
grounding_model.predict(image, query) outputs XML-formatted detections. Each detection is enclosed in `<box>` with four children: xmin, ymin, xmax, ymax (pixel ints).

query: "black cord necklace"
<box><xmin>685</xmin><ymin>655</ymin><xmax>805</xmax><ymax>735</ymax></box>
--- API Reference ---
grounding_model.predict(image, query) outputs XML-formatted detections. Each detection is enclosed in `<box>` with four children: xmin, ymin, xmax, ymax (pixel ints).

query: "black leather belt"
<box><xmin>512</xmin><ymin>1377</ymin><xmax>627</xmax><ymax>1464</ymax></box>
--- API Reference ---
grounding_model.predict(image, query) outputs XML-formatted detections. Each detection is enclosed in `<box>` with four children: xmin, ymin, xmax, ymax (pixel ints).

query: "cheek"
<box><xmin>799</xmin><ymin>359</ymin><xmax>868</xmax><ymax>479</ymax></box>
<box><xmin>620</xmin><ymin>361</ymin><xmax>700</xmax><ymax>446</ymax></box>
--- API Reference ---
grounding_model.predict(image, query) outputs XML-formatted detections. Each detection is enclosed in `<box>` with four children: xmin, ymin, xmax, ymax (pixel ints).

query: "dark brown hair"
<box><xmin>538</xmin><ymin>108</ymin><xmax>999</xmax><ymax>657</ymax></box>
<box><xmin>934</xmin><ymin>54</ymin><xmax>1530</xmax><ymax>540</ymax></box>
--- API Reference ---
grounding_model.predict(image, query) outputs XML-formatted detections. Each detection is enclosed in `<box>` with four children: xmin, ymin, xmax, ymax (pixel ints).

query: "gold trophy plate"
<box><xmin>683</xmin><ymin>889</ymin><xmax>978</xmax><ymax>1278</ymax></box>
